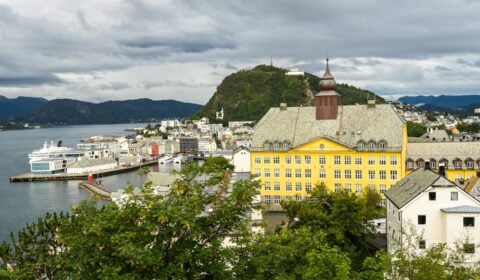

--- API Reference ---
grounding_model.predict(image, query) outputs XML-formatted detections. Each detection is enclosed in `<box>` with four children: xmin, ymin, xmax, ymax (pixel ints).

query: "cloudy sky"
<box><xmin>1</xmin><ymin>0</ymin><xmax>480</xmax><ymax>104</ymax></box>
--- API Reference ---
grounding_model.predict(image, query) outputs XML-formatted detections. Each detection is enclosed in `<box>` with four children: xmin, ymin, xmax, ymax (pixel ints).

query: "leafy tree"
<box><xmin>280</xmin><ymin>184</ymin><xmax>383</xmax><ymax>269</ymax></box>
<box><xmin>236</xmin><ymin>227</ymin><xmax>352</xmax><ymax>280</ymax></box>
<box><xmin>1</xmin><ymin>158</ymin><xmax>260</xmax><ymax>279</ymax></box>
<box><xmin>406</xmin><ymin>121</ymin><xmax>427</xmax><ymax>137</ymax></box>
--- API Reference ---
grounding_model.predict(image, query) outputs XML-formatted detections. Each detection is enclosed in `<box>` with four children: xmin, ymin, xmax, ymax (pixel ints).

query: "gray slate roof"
<box><xmin>441</xmin><ymin>205</ymin><xmax>480</xmax><ymax>213</ymax></box>
<box><xmin>252</xmin><ymin>104</ymin><xmax>404</xmax><ymax>151</ymax></box>
<box><xmin>385</xmin><ymin>168</ymin><xmax>456</xmax><ymax>209</ymax></box>
<box><xmin>407</xmin><ymin>142</ymin><xmax>480</xmax><ymax>164</ymax></box>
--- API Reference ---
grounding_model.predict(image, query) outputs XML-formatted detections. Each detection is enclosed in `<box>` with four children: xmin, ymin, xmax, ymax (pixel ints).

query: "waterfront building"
<box><xmin>251</xmin><ymin>60</ymin><xmax>407</xmax><ymax>205</ymax></box>
<box><xmin>180</xmin><ymin>137</ymin><xmax>199</xmax><ymax>154</ymax></box>
<box><xmin>232</xmin><ymin>147</ymin><xmax>251</xmax><ymax>173</ymax></box>
<box><xmin>66</xmin><ymin>158</ymin><xmax>117</xmax><ymax>174</ymax></box>
<box><xmin>385</xmin><ymin>167</ymin><xmax>480</xmax><ymax>263</ymax></box>
<box><xmin>198</xmin><ymin>137</ymin><xmax>217</xmax><ymax>154</ymax></box>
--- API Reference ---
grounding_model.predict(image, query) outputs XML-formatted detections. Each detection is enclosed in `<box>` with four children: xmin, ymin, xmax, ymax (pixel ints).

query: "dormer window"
<box><xmin>439</xmin><ymin>159</ymin><xmax>448</xmax><ymax>169</ymax></box>
<box><xmin>263</xmin><ymin>141</ymin><xmax>271</xmax><ymax>150</ymax></box>
<box><xmin>430</xmin><ymin>159</ymin><xmax>437</xmax><ymax>169</ymax></box>
<box><xmin>367</xmin><ymin>140</ymin><xmax>376</xmax><ymax>151</ymax></box>
<box><xmin>406</xmin><ymin>159</ymin><xmax>414</xmax><ymax>169</ymax></box>
<box><xmin>453</xmin><ymin>158</ymin><xmax>462</xmax><ymax>170</ymax></box>
<box><xmin>466</xmin><ymin>158</ymin><xmax>474</xmax><ymax>169</ymax></box>
<box><xmin>273</xmin><ymin>142</ymin><xmax>280</xmax><ymax>151</ymax></box>
<box><xmin>378</xmin><ymin>140</ymin><xmax>387</xmax><ymax>151</ymax></box>
<box><xmin>357</xmin><ymin>141</ymin><xmax>365</xmax><ymax>151</ymax></box>
<box><xmin>416</xmin><ymin>159</ymin><xmax>425</xmax><ymax>168</ymax></box>
<box><xmin>282</xmin><ymin>141</ymin><xmax>290</xmax><ymax>151</ymax></box>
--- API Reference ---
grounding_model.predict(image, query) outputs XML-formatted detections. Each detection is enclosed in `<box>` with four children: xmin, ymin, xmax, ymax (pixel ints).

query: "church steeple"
<box><xmin>315</xmin><ymin>58</ymin><xmax>340</xmax><ymax>120</ymax></box>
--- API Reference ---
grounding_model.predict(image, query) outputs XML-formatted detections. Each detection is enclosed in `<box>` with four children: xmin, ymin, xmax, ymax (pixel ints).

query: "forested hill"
<box><xmin>193</xmin><ymin>65</ymin><xmax>386</xmax><ymax>122</ymax></box>
<box><xmin>21</xmin><ymin>99</ymin><xmax>201</xmax><ymax>125</ymax></box>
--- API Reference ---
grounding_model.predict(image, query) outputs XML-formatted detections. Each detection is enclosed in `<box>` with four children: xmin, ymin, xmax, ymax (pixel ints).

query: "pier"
<box><xmin>9</xmin><ymin>159</ymin><xmax>158</xmax><ymax>183</ymax></box>
<box><xmin>78</xmin><ymin>181</ymin><xmax>112</xmax><ymax>200</ymax></box>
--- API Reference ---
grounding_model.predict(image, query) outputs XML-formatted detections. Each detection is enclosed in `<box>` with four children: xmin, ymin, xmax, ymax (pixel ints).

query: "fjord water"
<box><xmin>0</xmin><ymin>123</ymin><xmax>152</xmax><ymax>243</ymax></box>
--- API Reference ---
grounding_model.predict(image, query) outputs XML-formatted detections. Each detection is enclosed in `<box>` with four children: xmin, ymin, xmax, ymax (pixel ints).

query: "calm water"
<box><xmin>0</xmin><ymin>123</ymin><xmax>173</xmax><ymax>243</ymax></box>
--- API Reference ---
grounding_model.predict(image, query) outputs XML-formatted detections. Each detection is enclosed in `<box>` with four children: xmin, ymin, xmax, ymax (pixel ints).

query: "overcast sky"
<box><xmin>1</xmin><ymin>0</ymin><xmax>480</xmax><ymax>104</ymax></box>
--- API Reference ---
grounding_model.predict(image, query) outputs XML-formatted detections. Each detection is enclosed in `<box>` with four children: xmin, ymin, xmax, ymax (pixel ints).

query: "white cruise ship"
<box><xmin>158</xmin><ymin>155</ymin><xmax>173</xmax><ymax>164</ymax></box>
<box><xmin>28</xmin><ymin>141</ymin><xmax>84</xmax><ymax>174</ymax></box>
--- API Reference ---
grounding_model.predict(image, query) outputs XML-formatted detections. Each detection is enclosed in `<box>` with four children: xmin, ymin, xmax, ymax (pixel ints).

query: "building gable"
<box><xmin>292</xmin><ymin>137</ymin><xmax>352</xmax><ymax>153</ymax></box>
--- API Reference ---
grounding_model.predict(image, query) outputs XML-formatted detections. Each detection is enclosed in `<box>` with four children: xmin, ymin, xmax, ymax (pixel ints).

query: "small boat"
<box><xmin>173</xmin><ymin>154</ymin><xmax>183</xmax><ymax>164</ymax></box>
<box><xmin>158</xmin><ymin>155</ymin><xmax>173</xmax><ymax>164</ymax></box>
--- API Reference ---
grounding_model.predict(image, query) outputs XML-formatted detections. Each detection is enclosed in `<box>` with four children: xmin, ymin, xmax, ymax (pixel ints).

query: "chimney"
<box><xmin>424</xmin><ymin>160</ymin><xmax>431</xmax><ymax>170</ymax></box>
<box><xmin>367</xmin><ymin>98</ymin><xmax>376</xmax><ymax>109</ymax></box>
<box><xmin>439</xmin><ymin>163</ymin><xmax>446</xmax><ymax>177</ymax></box>
<box><xmin>280</xmin><ymin>103</ymin><xmax>287</xmax><ymax>111</ymax></box>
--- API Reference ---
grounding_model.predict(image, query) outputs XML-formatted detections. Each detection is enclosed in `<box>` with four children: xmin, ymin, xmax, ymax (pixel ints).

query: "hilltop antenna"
<box><xmin>270</xmin><ymin>57</ymin><xmax>273</xmax><ymax>66</ymax></box>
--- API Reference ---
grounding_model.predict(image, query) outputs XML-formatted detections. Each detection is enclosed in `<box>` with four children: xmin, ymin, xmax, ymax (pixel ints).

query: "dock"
<box><xmin>78</xmin><ymin>181</ymin><xmax>112</xmax><ymax>200</ymax></box>
<box><xmin>9</xmin><ymin>159</ymin><xmax>158</xmax><ymax>183</ymax></box>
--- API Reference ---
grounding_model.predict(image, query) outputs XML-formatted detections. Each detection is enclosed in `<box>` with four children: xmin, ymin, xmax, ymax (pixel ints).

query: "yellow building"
<box><xmin>251</xmin><ymin>61</ymin><xmax>408</xmax><ymax>206</ymax></box>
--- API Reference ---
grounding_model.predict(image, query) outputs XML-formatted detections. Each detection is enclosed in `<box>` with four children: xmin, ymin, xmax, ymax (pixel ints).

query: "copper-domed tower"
<box><xmin>315</xmin><ymin>58</ymin><xmax>340</xmax><ymax>120</ymax></box>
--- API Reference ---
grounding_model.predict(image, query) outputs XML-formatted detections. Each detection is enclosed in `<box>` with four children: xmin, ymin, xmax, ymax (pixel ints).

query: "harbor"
<box><xmin>10</xmin><ymin>159</ymin><xmax>158</xmax><ymax>182</ymax></box>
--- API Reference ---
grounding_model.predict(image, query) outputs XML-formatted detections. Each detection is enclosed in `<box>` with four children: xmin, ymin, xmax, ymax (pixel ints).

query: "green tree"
<box><xmin>1</xmin><ymin>158</ymin><xmax>260</xmax><ymax>279</ymax></box>
<box><xmin>280</xmin><ymin>184</ymin><xmax>383</xmax><ymax>269</ymax></box>
<box><xmin>236</xmin><ymin>227</ymin><xmax>352</xmax><ymax>280</ymax></box>
<box><xmin>406</xmin><ymin>121</ymin><xmax>427</xmax><ymax>137</ymax></box>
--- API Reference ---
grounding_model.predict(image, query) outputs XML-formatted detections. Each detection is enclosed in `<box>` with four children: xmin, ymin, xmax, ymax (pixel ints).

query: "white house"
<box><xmin>67</xmin><ymin>158</ymin><xmax>117</xmax><ymax>174</ymax></box>
<box><xmin>385</xmin><ymin>167</ymin><xmax>480</xmax><ymax>262</ymax></box>
<box><xmin>232</xmin><ymin>147</ymin><xmax>250</xmax><ymax>173</ymax></box>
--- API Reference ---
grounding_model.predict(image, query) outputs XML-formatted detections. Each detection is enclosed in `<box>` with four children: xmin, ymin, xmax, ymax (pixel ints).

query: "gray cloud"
<box><xmin>1</xmin><ymin>0</ymin><xmax>480</xmax><ymax>103</ymax></box>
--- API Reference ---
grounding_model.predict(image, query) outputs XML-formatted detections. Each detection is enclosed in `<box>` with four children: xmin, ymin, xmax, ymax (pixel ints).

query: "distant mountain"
<box><xmin>0</xmin><ymin>95</ymin><xmax>48</xmax><ymax>118</ymax></box>
<box><xmin>20</xmin><ymin>98</ymin><xmax>201</xmax><ymax>125</ymax></box>
<box><xmin>399</xmin><ymin>95</ymin><xmax>480</xmax><ymax>108</ymax></box>
<box><xmin>193</xmin><ymin>65</ymin><xmax>385</xmax><ymax>122</ymax></box>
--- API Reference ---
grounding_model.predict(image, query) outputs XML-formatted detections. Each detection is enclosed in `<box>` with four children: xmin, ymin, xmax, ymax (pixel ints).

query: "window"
<box><xmin>274</xmin><ymin>168</ymin><xmax>280</xmax><ymax>178</ymax></box>
<box><xmin>368</xmin><ymin>142</ymin><xmax>376</xmax><ymax>151</ymax></box>
<box><xmin>285</xmin><ymin>169</ymin><xmax>292</xmax><ymax>178</ymax></box>
<box><xmin>285</xmin><ymin>155</ymin><xmax>291</xmax><ymax>164</ymax></box>
<box><xmin>355</xmin><ymin>156</ymin><xmax>362</xmax><ymax>165</ymax></box>
<box><xmin>295</xmin><ymin>182</ymin><xmax>302</xmax><ymax>192</ymax></box>
<box><xmin>451</xmin><ymin>192</ymin><xmax>458</xmax><ymax>201</ymax></box>
<box><xmin>379</xmin><ymin>170</ymin><xmax>386</xmax><ymax>180</ymax></box>
<box><xmin>406</xmin><ymin>160</ymin><xmax>414</xmax><ymax>169</ymax></box>
<box><xmin>380</xmin><ymin>199</ymin><xmax>386</xmax><ymax>206</ymax></box>
<box><xmin>344</xmin><ymin>170</ymin><xmax>351</xmax><ymax>179</ymax></box>
<box><xmin>368</xmin><ymin>156</ymin><xmax>375</xmax><ymax>165</ymax></box>
<box><xmin>429</xmin><ymin>192</ymin><xmax>436</xmax><ymax>201</ymax></box>
<box><xmin>295</xmin><ymin>195</ymin><xmax>302</xmax><ymax>201</ymax></box>
<box><xmin>454</xmin><ymin>160</ymin><xmax>462</xmax><ymax>169</ymax></box>
<box><xmin>356</xmin><ymin>184</ymin><xmax>362</xmax><ymax>193</ymax></box>
<box><xmin>264</xmin><ymin>182</ymin><xmax>271</xmax><ymax>191</ymax></box>
<box><xmin>358</xmin><ymin>142</ymin><xmax>365</xmax><ymax>150</ymax></box>
<box><xmin>264</xmin><ymin>195</ymin><xmax>271</xmax><ymax>203</ymax></box>
<box><xmin>254</xmin><ymin>156</ymin><xmax>261</xmax><ymax>164</ymax></box>
<box><xmin>305</xmin><ymin>183</ymin><xmax>312</xmax><ymax>192</ymax></box>
<box><xmin>430</xmin><ymin>160</ymin><xmax>437</xmax><ymax>169</ymax></box>
<box><xmin>368</xmin><ymin>184</ymin><xmax>376</xmax><ymax>192</ymax></box>
<box><xmin>286</xmin><ymin>182</ymin><xmax>292</xmax><ymax>192</ymax></box>
<box><xmin>344</xmin><ymin>156</ymin><xmax>351</xmax><ymax>165</ymax></box>
<box><xmin>390</xmin><ymin>170</ymin><xmax>398</xmax><ymax>180</ymax></box>
<box><xmin>334</xmin><ymin>170</ymin><xmax>341</xmax><ymax>179</ymax></box>
<box><xmin>416</xmin><ymin>160</ymin><xmax>425</xmax><ymax>168</ymax></box>
<box><xmin>305</xmin><ymin>155</ymin><xmax>311</xmax><ymax>164</ymax></box>
<box><xmin>378</xmin><ymin>142</ymin><xmax>386</xmax><ymax>150</ymax></box>
<box><xmin>345</xmin><ymin>184</ymin><xmax>352</xmax><ymax>192</ymax></box>
<box><xmin>295</xmin><ymin>155</ymin><xmax>301</xmax><ymax>164</ymax></box>
<box><xmin>379</xmin><ymin>156</ymin><xmax>386</xmax><ymax>165</ymax></box>
<box><xmin>419</xmin><ymin>240</ymin><xmax>426</xmax><ymax>249</ymax></box>
<box><xmin>273</xmin><ymin>156</ymin><xmax>280</xmax><ymax>164</ymax></box>
<box><xmin>319</xmin><ymin>169</ymin><xmax>326</xmax><ymax>179</ymax></box>
<box><xmin>255</xmin><ymin>168</ymin><xmax>261</xmax><ymax>177</ymax></box>
<box><xmin>379</xmin><ymin>184</ymin><xmax>386</xmax><ymax>193</ymax></box>
<box><xmin>305</xmin><ymin>169</ymin><xmax>311</xmax><ymax>178</ymax></box>
<box><xmin>319</xmin><ymin>156</ymin><xmax>326</xmax><ymax>165</ymax></box>
<box><xmin>273</xmin><ymin>195</ymin><xmax>281</xmax><ymax>204</ymax></box>
<box><xmin>464</xmin><ymin>217</ymin><xmax>475</xmax><ymax>227</ymax></box>
<box><xmin>355</xmin><ymin>170</ymin><xmax>362</xmax><ymax>179</ymax></box>
<box><xmin>334</xmin><ymin>184</ymin><xmax>341</xmax><ymax>192</ymax></box>
<box><xmin>390</xmin><ymin>155</ymin><xmax>397</xmax><ymax>165</ymax></box>
<box><xmin>464</xmin><ymin>243</ymin><xmax>475</xmax><ymax>254</ymax></box>
<box><xmin>334</xmin><ymin>155</ymin><xmax>341</xmax><ymax>165</ymax></box>
<box><xmin>264</xmin><ymin>156</ymin><xmax>270</xmax><ymax>164</ymax></box>
<box><xmin>467</xmin><ymin>160</ymin><xmax>474</xmax><ymax>169</ymax></box>
<box><xmin>418</xmin><ymin>215</ymin><xmax>426</xmax><ymax>225</ymax></box>
<box><xmin>368</xmin><ymin>170</ymin><xmax>375</xmax><ymax>180</ymax></box>
<box><xmin>264</xmin><ymin>169</ymin><xmax>270</xmax><ymax>178</ymax></box>
<box><xmin>295</xmin><ymin>169</ymin><xmax>302</xmax><ymax>178</ymax></box>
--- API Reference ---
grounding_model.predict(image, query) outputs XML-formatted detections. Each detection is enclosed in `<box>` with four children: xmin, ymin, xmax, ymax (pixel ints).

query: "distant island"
<box><xmin>0</xmin><ymin>97</ymin><xmax>201</xmax><ymax>126</ymax></box>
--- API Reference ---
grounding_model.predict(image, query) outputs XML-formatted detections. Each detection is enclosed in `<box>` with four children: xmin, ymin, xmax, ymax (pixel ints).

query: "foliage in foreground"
<box><xmin>1</xmin><ymin>159</ymin><xmax>480</xmax><ymax>279</ymax></box>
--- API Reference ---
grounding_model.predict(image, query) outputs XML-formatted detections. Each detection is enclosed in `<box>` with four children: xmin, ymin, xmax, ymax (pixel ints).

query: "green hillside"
<box><xmin>193</xmin><ymin>65</ymin><xmax>385</xmax><ymax>123</ymax></box>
